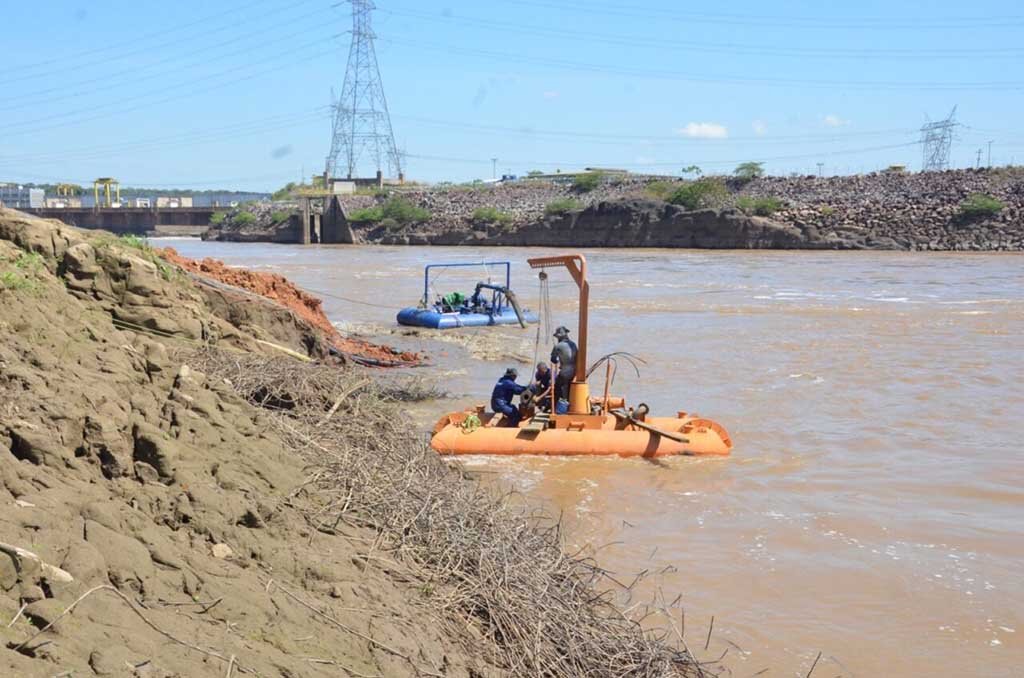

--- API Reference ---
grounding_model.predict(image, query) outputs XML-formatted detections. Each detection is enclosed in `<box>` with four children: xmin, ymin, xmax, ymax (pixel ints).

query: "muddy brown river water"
<box><xmin>168</xmin><ymin>240</ymin><xmax>1022</xmax><ymax>677</ymax></box>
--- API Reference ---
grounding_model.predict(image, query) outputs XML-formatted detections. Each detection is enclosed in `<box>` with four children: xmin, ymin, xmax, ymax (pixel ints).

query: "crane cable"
<box><xmin>532</xmin><ymin>271</ymin><xmax>552</xmax><ymax>369</ymax></box>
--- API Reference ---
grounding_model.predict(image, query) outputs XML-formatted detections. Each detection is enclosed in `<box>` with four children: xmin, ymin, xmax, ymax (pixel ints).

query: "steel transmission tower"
<box><xmin>325</xmin><ymin>0</ymin><xmax>402</xmax><ymax>180</ymax></box>
<box><xmin>920</xmin><ymin>106</ymin><xmax>958</xmax><ymax>172</ymax></box>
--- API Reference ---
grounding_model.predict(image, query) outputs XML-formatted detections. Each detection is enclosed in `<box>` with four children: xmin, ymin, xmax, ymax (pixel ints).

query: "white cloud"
<box><xmin>823</xmin><ymin>114</ymin><xmax>849</xmax><ymax>128</ymax></box>
<box><xmin>542</xmin><ymin>90</ymin><xmax>560</xmax><ymax>99</ymax></box>
<box><xmin>676</xmin><ymin>122</ymin><xmax>729</xmax><ymax>139</ymax></box>
<box><xmin>752</xmin><ymin>120</ymin><xmax>767</xmax><ymax>136</ymax></box>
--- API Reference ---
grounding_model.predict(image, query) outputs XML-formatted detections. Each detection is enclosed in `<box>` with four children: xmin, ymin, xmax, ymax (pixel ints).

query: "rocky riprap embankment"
<box><xmin>204</xmin><ymin>168</ymin><xmax>1023</xmax><ymax>250</ymax></box>
<box><xmin>359</xmin><ymin>199</ymin><xmax>817</xmax><ymax>249</ymax></box>
<box><xmin>738</xmin><ymin>168</ymin><xmax>1023</xmax><ymax>250</ymax></box>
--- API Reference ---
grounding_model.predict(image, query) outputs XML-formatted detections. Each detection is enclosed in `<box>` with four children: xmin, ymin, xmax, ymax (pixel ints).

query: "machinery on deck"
<box><xmin>397</xmin><ymin>261</ymin><xmax>539</xmax><ymax>330</ymax></box>
<box><xmin>430</xmin><ymin>253</ymin><xmax>733</xmax><ymax>458</ymax></box>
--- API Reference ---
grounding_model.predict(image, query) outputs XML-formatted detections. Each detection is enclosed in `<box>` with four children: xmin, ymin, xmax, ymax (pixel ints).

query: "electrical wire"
<box><xmin>4</xmin><ymin>41</ymin><xmax>342</xmax><ymax>137</ymax></box>
<box><xmin>501</xmin><ymin>0</ymin><xmax>1024</xmax><ymax>30</ymax></box>
<box><xmin>379</xmin><ymin>37</ymin><xmax>1024</xmax><ymax>91</ymax></box>
<box><xmin>0</xmin><ymin>0</ymin><xmax>324</xmax><ymax>86</ymax></box>
<box><xmin>381</xmin><ymin>6</ymin><xmax>1024</xmax><ymax>60</ymax></box>
<box><xmin>1</xmin><ymin>4</ymin><xmax>334</xmax><ymax>112</ymax></box>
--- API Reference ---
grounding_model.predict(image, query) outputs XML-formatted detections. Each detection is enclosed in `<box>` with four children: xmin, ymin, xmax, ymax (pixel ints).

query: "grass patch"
<box><xmin>667</xmin><ymin>178</ymin><xmax>729</xmax><ymax>210</ymax></box>
<box><xmin>820</xmin><ymin>206</ymin><xmax>835</xmax><ymax>217</ymax></box>
<box><xmin>233</xmin><ymin>212</ymin><xmax>257</xmax><ymax>228</ymax></box>
<box><xmin>347</xmin><ymin>206</ymin><xmax>384</xmax><ymax>223</ymax></box>
<box><xmin>382</xmin><ymin>197</ymin><xmax>431</xmax><ymax>224</ymax></box>
<box><xmin>736</xmin><ymin>196</ymin><xmax>783</xmax><ymax>216</ymax></box>
<box><xmin>572</xmin><ymin>171</ymin><xmax>604</xmax><ymax>193</ymax></box>
<box><xmin>1</xmin><ymin>252</ymin><xmax>45</xmax><ymax>293</ymax></box>
<box><xmin>544</xmin><ymin>198</ymin><xmax>583</xmax><ymax>216</ymax></box>
<box><xmin>349</xmin><ymin>198</ymin><xmax>431</xmax><ymax>225</ymax></box>
<box><xmin>209</xmin><ymin>211</ymin><xmax>228</xmax><ymax>226</ymax></box>
<box><xmin>644</xmin><ymin>181</ymin><xmax>677</xmax><ymax>201</ymax></box>
<box><xmin>471</xmin><ymin>207</ymin><xmax>513</xmax><ymax>226</ymax></box>
<box><xmin>270</xmin><ymin>210</ymin><xmax>292</xmax><ymax>224</ymax></box>
<box><xmin>958</xmin><ymin>193</ymin><xmax>1004</xmax><ymax>220</ymax></box>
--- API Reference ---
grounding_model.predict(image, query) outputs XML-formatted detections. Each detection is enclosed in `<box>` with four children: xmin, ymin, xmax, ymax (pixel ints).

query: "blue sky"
<box><xmin>1</xmin><ymin>0</ymin><xmax>1022</xmax><ymax>190</ymax></box>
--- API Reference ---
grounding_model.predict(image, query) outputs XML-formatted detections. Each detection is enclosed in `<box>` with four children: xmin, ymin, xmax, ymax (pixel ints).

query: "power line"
<box><xmin>3</xmin><ymin>40</ymin><xmax>342</xmax><ymax>137</ymax></box>
<box><xmin>0</xmin><ymin>0</ymin><xmax>321</xmax><ymax>87</ymax></box>
<box><xmin>0</xmin><ymin>11</ymin><xmax>336</xmax><ymax>114</ymax></box>
<box><xmin>382</xmin><ymin>6</ymin><xmax>1024</xmax><ymax>59</ymax></box>
<box><xmin>392</xmin><ymin>113</ymin><xmax>921</xmax><ymax>145</ymax></box>
<box><xmin>0</xmin><ymin>108</ymin><xmax>332</xmax><ymax>166</ymax></box>
<box><xmin>379</xmin><ymin>37</ymin><xmax>1024</xmax><ymax>91</ymax></box>
<box><xmin>406</xmin><ymin>141</ymin><xmax>923</xmax><ymax>170</ymax></box>
<box><xmin>501</xmin><ymin>0</ymin><xmax>1024</xmax><ymax>30</ymax></box>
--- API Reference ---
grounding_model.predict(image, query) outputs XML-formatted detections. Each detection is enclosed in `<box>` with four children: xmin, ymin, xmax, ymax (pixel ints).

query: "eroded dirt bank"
<box><xmin>0</xmin><ymin>208</ymin><xmax>708</xmax><ymax>677</ymax></box>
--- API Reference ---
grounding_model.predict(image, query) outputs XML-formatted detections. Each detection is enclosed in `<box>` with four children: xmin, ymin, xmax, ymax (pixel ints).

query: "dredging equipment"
<box><xmin>430</xmin><ymin>254</ymin><xmax>733</xmax><ymax>457</ymax></box>
<box><xmin>397</xmin><ymin>261</ymin><xmax>538</xmax><ymax>329</ymax></box>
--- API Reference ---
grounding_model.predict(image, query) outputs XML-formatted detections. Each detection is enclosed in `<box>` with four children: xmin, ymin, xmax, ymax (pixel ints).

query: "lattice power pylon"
<box><xmin>920</xmin><ymin>106</ymin><xmax>958</xmax><ymax>172</ymax></box>
<box><xmin>325</xmin><ymin>0</ymin><xmax>403</xmax><ymax>179</ymax></box>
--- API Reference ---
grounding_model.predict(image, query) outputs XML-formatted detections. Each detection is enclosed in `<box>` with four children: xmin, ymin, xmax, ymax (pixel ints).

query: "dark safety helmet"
<box><xmin>505</xmin><ymin>367</ymin><xmax>519</xmax><ymax>378</ymax></box>
<box><xmin>553</xmin><ymin>326</ymin><xmax>570</xmax><ymax>338</ymax></box>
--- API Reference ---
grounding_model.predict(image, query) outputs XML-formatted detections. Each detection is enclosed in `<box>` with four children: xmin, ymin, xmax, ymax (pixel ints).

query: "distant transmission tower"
<box><xmin>920</xmin><ymin>106</ymin><xmax>958</xmax><ymax>172</ymax></box>
<box><xmin>325</xmin><ymin>0</ymin><xmax>403</xmax><ymax>180</ymax></box>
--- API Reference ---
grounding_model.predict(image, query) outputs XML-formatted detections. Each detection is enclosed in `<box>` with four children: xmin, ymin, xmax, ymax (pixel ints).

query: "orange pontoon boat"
<box><xmin>430</xmin><ymin>254</ymin><xmax>733</xmax><ymax>458</ymax></box>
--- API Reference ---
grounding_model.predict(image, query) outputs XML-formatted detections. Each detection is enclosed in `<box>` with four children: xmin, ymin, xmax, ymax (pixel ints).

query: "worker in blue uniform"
<box><xmin>550</xmin><ymin>326</ymin><xmax>578</xmax><ymax>408</ymax></box>
<box><xmin>532</xmin><ymin>362</ymin><xmax>552</xmax><ymax>411</ymax></box>
<box><xmin>491</xmin><ymin>367</ymin><xmax>528</xmax><ymax>427</ymax></box>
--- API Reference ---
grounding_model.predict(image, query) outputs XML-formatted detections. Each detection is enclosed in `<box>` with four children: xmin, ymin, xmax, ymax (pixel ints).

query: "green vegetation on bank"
<box><xmin>667</xmin><ymin>178</ymin><xmax>729</xmax><ymax>210</ymax></box>
<box><xmin>572</xmin><ymin>171</ymin><xmax>604</xmax><ymax>192</ymax></box>
<box><xmin>545</xmin><ymin>198</ymin><xmax>583</xmax><ymax>216</ymax></box>
<box><xmin>0</xmin><ymin>251</ymin><xmax>44</xmax><ymax>293</ymax></box>
<box><xmin>958</xmin><ymin>193</ymin><xmax>1004</xmax><ymax>220</ymax></box>
<box><xmin>348</xmin><ymin>197</ymin><xmax>431</xmax><ymax>225</ymax></box>
<box><xmin>270</xmin><ymin>210</ymin><xmax>292</xmax><ymax>224</ymax></box>
<box><xmin>209</xmin><ymin>211</ymin><xmax>228</xmax><ymax>226</ymax></box>
<box><xmin>737</xmin><ymin>196</ymin><xmax>783</xmax><ymax>216</ymax></box>
<box><xmin>233</xmin><ymin>211</ymin><xmax>257</xmax><ymax>227</ymax></box>
<box><xmin>471</xmin><ymin>206</ymin><xmax>513</xmax><ymax>226</ymax></box>
<box><xmin>644</xmin><ymin>181</ymin><xmax>677</xmax><ymax>200</ymax></box>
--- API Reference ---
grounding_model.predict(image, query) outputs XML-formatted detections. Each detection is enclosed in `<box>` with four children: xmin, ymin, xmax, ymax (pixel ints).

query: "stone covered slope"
<box><xmin>0</xmin><ymin>211</ymin><xmax>496</xmax><ymax>676</ymax></box>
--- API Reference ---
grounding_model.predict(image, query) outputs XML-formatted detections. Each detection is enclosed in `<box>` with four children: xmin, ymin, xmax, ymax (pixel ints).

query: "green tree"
<box><xmin>734</xmin><ymin>162</ymin><xmax>765</xmax><ymax>180</ymax></box>
<box><xmin>681</xmin><ymin>165</ymin><xmax>703</xmax><ymax>177</ymax></box>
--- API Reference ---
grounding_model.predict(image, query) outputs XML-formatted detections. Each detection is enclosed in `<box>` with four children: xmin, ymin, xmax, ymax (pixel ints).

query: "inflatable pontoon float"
<box><xmin>397</xmin><ymin>261</ymin><xmax>538</xmax><ymax>330</ymax></box>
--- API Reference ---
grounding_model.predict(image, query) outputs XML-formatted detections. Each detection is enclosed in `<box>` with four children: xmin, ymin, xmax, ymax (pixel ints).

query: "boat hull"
<box><xmin>431</xmin><ymin>410</ymin><xmax>732</xmax><ymax>458</ymax></box>
<box><xmin>397</xmin><ymin>307</ymin><xmax>539</xmax><ymax>329</ymax></box>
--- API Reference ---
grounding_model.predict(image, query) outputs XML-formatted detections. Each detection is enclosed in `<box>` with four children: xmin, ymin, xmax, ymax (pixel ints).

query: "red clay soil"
<box><xmin>160</xmin><ymin>248</ymin><xmax>421</xmax><ymax>365</ymax></box>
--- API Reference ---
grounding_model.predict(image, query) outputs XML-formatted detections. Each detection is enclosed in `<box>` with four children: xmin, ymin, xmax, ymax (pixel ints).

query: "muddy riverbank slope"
<box><xmin>0</xmin><ymin>208</ymin><xmax>703</xmax><ymax>677</ymax></box>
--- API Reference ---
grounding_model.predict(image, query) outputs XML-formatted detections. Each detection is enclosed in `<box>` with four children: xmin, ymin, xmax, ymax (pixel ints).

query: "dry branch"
<box><xmin>189</xmin><ymin>347</ymin><xmax>718</xmax><ymax>678</ymax></box>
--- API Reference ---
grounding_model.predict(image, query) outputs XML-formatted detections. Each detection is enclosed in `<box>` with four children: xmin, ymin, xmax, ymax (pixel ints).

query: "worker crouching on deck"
<box><xmin>550</xmin><ymin>326</ymin><xmax>578</xmax><ymax>409</ymax></box>
<box><xmin>491</xmin><ymin>368</ymin><xmax>528</xmax><ymax>427</ymax></box>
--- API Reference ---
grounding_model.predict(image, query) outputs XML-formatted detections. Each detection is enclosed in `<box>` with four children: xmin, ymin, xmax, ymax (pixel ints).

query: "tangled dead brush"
<box><xmin>188</xmin><ymin>347</ymin><xmax>718</xmax><ymax>678</ymax></box>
